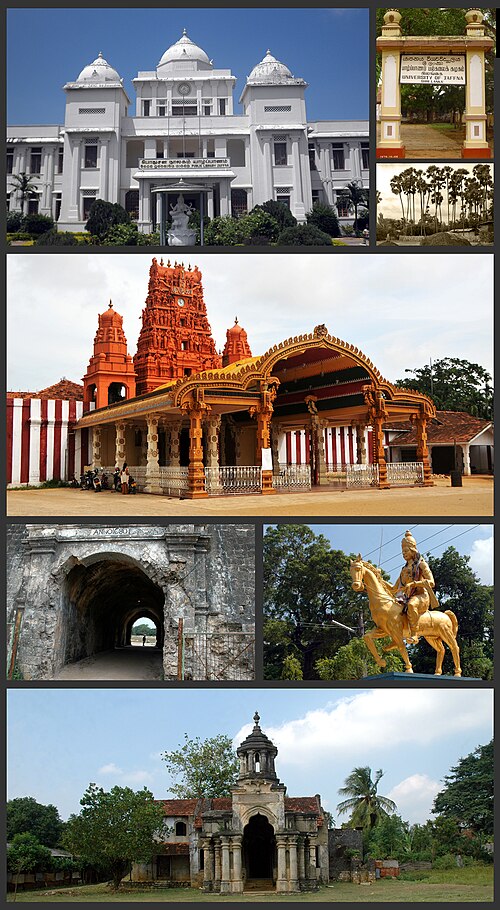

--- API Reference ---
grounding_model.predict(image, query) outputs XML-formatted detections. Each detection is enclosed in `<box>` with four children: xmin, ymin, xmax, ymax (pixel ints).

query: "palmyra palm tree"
<box><xmin>337</xmin><ymin>766</ymin><xmax>397</xmax><ymax>830</ymax></box>
<box><xmin>9</xmin><ymin>172</ymin><xmax>39</xmax><ymax>214</ymax></box>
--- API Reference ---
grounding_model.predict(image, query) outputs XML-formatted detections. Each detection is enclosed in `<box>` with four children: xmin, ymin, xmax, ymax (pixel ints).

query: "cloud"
<box><xmin>96</xmin><ymin>762</ymin><xmax>152</xmax><ymax>786</ymax></box>
<box><xmin>234</xmin><ymin>689</ymin><xmax>493</xmax><ymax>769</ymax></box>
<box><xmin>98</xmin><ymin>762</ymin><xmax>122</xmax><ymax>775</ymax></box>
<box><xmin>388</xmin><ymin>773</ymin><xmax>441</xmax><ymax>825</ymax></box>
<box><xmin>469</xmin><ymin>535</ymin><xmax>494</xmax><ymax>585</ymax></box>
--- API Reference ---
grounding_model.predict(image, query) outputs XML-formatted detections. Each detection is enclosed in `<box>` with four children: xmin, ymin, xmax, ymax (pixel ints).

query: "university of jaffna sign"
<box><xmin>400</xmin><ymin>55</ymin><xmax>466</xmax><ymax>85</ymax></box>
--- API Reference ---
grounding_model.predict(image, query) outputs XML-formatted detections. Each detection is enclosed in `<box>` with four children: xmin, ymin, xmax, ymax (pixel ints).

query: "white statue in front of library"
<box><xmin>167</xmin><ymin>194</ymin><xmax>196</xmax><ymax>246</ymax></box>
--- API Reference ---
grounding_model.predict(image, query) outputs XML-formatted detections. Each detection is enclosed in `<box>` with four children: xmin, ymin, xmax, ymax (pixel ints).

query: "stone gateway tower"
<box><xmin>7</xmin><ymin>524</ymin><xmax>255</xmax><ymax>681</ymax></box>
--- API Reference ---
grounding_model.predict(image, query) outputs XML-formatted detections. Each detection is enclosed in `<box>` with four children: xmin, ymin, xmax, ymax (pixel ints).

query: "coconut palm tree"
<box><xmin>337</xmin><ymin>766</ymin><xmax>397</xmax><ymax>830</ymax></box>
<box><xmin>9</xmin><ymin>172</ymin><xmax>39</xmax><ymax>214</ymax></box>
<box><xmin>343</xmin><ymin>181</ymin><xmax>368</xmax><ymax>236</ymax></box>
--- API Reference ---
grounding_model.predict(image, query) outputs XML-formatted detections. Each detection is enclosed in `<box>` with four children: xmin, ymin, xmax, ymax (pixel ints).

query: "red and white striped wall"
<box><xmin>7</xmin><ymin>398</ymin><xmax>91</xmax><ymax>486</ymax></box>
<box><xmin>278</xmin><ymin>426</ymin><xmax>378</xmax><ymax>466</ymax></box>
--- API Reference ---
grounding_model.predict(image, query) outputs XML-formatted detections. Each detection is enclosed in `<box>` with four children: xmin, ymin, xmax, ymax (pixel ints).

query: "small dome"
<box><xmin>158</xmin><ymin>29</ymin><xmax>211</xmax><ymax>67</ymax></box>
<box><xmin>99</xmin><ymin>301</ymin><xmax>122</xmax><ymax>325</ymax></box>
<box><xmin>248</xmin><ymin>49</ymin><xmax>293</xmax><ymax>83</ymax></box>
<box><xmin>227</xmin><ymin>317</ymin><xmax>244</xmax><ymax>335</ymax></box>
<box><xmin>76</xmin><ymin>51</ymin><xmax>121</xmax><ymax>83</ymax></box>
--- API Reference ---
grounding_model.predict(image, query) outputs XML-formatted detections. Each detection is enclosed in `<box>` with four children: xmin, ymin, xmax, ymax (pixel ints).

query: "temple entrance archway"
<box><xmin>243</xmin><ymin>814</ymin><xmax>276</xmax><ymax>885</ymax></box>
<box><xmin>57</xmin><ymin>553</ymin><xmax>164</xmax><ymax>676</ymax></box>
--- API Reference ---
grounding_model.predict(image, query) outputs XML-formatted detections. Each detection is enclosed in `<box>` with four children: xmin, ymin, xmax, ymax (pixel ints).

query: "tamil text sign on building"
<box><xmin>400</xmin><ymin>55</ymin><xmax>466</xmax><ymax>85</ymax></box>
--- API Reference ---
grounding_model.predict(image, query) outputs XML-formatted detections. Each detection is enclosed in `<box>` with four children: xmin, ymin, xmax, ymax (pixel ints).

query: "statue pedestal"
<box><xmin>167</xmin><ymin>227</ymin><xmax>196</xmax><ymax>246</ymax></box>
<box><xmin>363</xmin><ymin>672</ymin><xmax>480</xmax><ymax>681</ymax></box>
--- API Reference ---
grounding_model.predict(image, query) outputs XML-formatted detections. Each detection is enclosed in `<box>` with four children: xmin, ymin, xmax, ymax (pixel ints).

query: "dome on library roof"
<box><xmin>248</xmin><ymin>50</ymin><xmax>293</xmax><ymax>82</ymax></box>
<box><xmin>158</xmin><ymin>30</ymin><xmax>211</xmax><ymax>67</ymax></box>
<box><xmin>76</xmin><ymin>52</ymin><xmax>121</xmax><ymax>83</ymax></box>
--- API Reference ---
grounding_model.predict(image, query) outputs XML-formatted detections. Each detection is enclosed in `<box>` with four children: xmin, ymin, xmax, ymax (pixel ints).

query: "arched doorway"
<box><xmin>127</xmin><ymin>615</ymin><xmax>160</xmax><ymax>648</ymax></box>
<box><xmin>243</xmin><ymin>814</ymin><xmax>276</xmax><ymax>885</ymax></box>
<box><xmin>56</xmin><ymin>554</ymin><xmax>164</xmax><ymax>677</ymax></box>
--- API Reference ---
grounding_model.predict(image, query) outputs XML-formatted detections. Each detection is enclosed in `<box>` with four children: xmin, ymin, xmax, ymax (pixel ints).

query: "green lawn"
<box><xmin>8</xmin><ymin>868</ymin><xmax>493</xmax><ymax>902</ymax></box>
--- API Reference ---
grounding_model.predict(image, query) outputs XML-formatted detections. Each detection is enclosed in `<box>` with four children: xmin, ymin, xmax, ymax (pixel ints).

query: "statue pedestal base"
<box><xmin>167</xmin><ymin>228</ymin><xmax>196</xmax><ymax>246</ymax></box>
<box><xmin>364</xmin><ymin>672</ymin><xmax>480</xmax><ymax>681</ymax></box>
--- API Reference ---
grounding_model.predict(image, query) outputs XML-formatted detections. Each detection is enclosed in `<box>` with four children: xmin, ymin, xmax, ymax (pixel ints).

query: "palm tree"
<box><xmin>9</xmin><ymin>172</ymin><xmax>39</xmax><ymax>214</ymax></box>
<box><xmin>343</xmin><ymin>181</ymin><xmax>368</xmax><ymax>236</ymax></box>
<box><xmin>337</xmin><ymin>766</ymin><xmax>397</xmax><ymax>830</ymax></box>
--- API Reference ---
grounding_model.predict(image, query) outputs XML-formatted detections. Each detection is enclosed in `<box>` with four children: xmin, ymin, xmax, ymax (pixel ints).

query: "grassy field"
<box><xmin>8</xmin><ymin>867</ymin><xmax>494</xmax><ymax>902</ymax></box>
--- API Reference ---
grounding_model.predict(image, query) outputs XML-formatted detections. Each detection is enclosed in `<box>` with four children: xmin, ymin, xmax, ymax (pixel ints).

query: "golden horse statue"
<box><xmin>349</xmin><ymin>556</ymin><xmax>461</xmax><ymax>676</ymax></box>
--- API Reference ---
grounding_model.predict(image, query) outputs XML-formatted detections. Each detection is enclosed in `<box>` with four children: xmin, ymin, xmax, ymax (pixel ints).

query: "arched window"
<box><xmin>175</xmin><ymin>821</ymin><xmax>187</xmax><ymax>836</ymax></box>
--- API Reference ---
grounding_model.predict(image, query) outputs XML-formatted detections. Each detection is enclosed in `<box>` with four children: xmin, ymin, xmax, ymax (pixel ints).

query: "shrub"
<box><xmin>254</xmin><ymin>200</ymin><xmax>296</xmax><ymax>231</ymax></box>
<box><xmin>23</xmin><ymin>213</ymin><xmax>54</xmax><ymax>236</ymax></box>
<box><xmin>241</xmin><ymin>208</ymin><xmax>280</xmax><ymax>242</ymax></box>
<box><xmin>35</xmin><ymin>229</ymin><xmax>78</xmax><ymax>246</ymax></box>
<box><xmin>278</xmin><ymin>224</ymin><xmax>333</xmax><ymax>246</ymax></box>
<box><xmin>204</xmin><ymin>215</ymin><xmax>246</xmax><ymax>246</ymax></box>
<box><xmin>73</xmin><ymin>232</ymin><xmax>94</xmax><ymax>245</ymax></box>
<box><xmin>85</xmin><ymin>200</ymin><xmax>130</xmax><ymax>239</ymax></box>
<box><xmin>342</xmin><ymin>224</ymin><xmax>355</xmax><ymax>236</ymax></box>
<box><xmin>434</xmin><ymin>853</ymin><xmax>459</xmax><ymax>870</ymax></box>
<box><xmin>306</xmin><ymin>202</ymin><xmax>341</xmax><ymax>237</ymax></box>
<box><xmin>6</xmin><ymin>210</ymin><xmax>24</xmax><ymax>232</ymax></box>
<box><xmin>7</xmin><ymin>232</ymin><xmax>32</xmax><ymax>242</ymax></box>
<box><xmin>102</xmin><ymin>223</ymin><xmax>142</xmax><ymax>246</ymax></box>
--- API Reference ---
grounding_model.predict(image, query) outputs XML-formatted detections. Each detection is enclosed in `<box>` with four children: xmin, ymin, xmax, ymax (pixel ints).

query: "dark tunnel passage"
<box><xmin>59</xmin><ymin>556</ymin><xmax>165</xmax><ymax>668</ymax></box>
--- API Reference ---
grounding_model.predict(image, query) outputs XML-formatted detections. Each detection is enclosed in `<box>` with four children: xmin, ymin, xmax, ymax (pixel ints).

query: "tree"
<box><xmin>365</xmin><ymin>813</ymin><xmax>411</xmax><ymax>860</ymax></box>
<box><xmin>7</xmin><ymin>796</ymin><xmax>64</xmax><ymax>848</ymax></box>
<box><xmin>162</xmin><ymin>733</ymin><xmax>239</xmax><ymax>798</ymax></box>
<box><xmin>342</xmin><ymin>182</ymin><xmax>369</xmax><ymax>234</ymax></box>
<box><xmin>63</xmin><ymin>784</ymin><xmax>164</xmax><ymax>890</ymax></box>
<box><xmin>396</xmin><ymin>357</ymin><xmax>493</xmax><ymax>419</ymax></box>
<box><xmin>337</xmin><ymin>767</ymin><xmax>396</xmax><ymax>830</ymax></box>
<box><xmin>432</xmin><ymin>740</ymin><xmax>493</xmax><ymax>836</ymax></box>
<box><xmin>8</xmin><ymin>832</ymin><xmax>53</xmax><ymax>900</ymax></box>
<box><xmin>315</xmin><ymin>637</ymin><xmax>404</xmax><ymax>680</ymax></box>
<box><xmin>409</xmin><ymin>547</ymin><xmax>493</xmax><ymax>678</ymax></box>
<box><xmin>85</xmin><ymin>200</ymin><xmax>130</xmax><ymax>239</ymax></box>
<box><xmin>8</xmin><ymin>172</ymin><xmax>39</xmax><ymax>214</ymax></box>
<box><xmin>306</xmin><ymin>202</ymin><xmax>340</xmax><ymax>237</ymax></box>
<box><xmin>263</xmin><ymin>526</ymin><xmax>367</xmax><ymax>679</ymax></box>
<box><xmin>256</xmin><ymin>200</ymin><xmax>297</xmax><ymax>231</ymax></box>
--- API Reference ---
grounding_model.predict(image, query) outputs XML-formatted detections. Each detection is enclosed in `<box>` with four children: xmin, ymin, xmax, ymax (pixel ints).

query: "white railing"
<box><xmin>325</xmin><ymin>463</ymin><xmax>349</xmax><ymax>487</ymax></box>
<box><xmin>346</xmin><ymin>464</ymin><xmax>380</xmax><ymax>487</ymax></box>
<box><xmin>205</xmin><ymin>466</ymin><xmax>262</xmax><ymax>494</ymax></box>
<box><xmin>273</xmin><ymin>464</ymin><xmax>312</xmax><ymax>491</ymax></box>
<box><xmin>129</xmin><ymin>466</ymin><xmax>146</xmax><ymax>489</ymax></box>
<box><xmin>159</xmin><ymin>466</ymin><xmax>189</xmax><ymax>496</ymax></box>
<box><xmin>139</xmin><ymin>157</ymin><xmax>231</xmax><ymax>170</ymax></box>
<box><xmin>387</xmin><ymin>462</ymin><xmax>424</xmax><ymax>486</ymax></box>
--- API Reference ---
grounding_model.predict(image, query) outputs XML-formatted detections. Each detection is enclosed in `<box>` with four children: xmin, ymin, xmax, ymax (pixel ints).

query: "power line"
<box><xmin>379</xmin><ymin>524</ymin><xmax>455</xmax><ymax>571</ymax></box>
<box><xmin>381</xmin><ymin>525</ymin><xmax>482</xmax><ymax>575</ymax></box>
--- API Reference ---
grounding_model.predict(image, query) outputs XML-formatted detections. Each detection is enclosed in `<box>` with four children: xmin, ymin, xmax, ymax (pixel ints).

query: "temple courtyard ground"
<box><xmin>7</xmin><ymin>866</ymin><xmax>494</xmax><ymax>901</ymax></box>
<box><xmin>7</xmin><ymin>476</ymin><xmax>493</xmax><ymax>517</ymax></box>
<box><xmin>52</xmin><ymin>648</ymin><xmax>163</xmax><ymax>681</ymax></box>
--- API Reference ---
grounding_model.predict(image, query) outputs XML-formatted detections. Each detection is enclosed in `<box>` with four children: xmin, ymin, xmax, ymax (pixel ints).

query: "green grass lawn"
<box><xmin>8</xmin><ymin>867</ymin><xmax>493</xmax><ymax>902</ymax></box>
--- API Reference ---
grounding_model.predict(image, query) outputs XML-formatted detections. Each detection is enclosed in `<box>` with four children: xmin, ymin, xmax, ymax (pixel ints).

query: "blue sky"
<box><xmin>7</xmin><ymin>8</ymin><xmax>368</xmax><ymax>124</ymax></box>
<box><xmin>7</xmin><ymin>254</ymin><xmax>494</xmax><ymax>392</ymax></box>
<box><xmin>283</xmin><ymin>523</ymin><xmax>494</xmax><ymax>585</ymax></box>
<box><xmin>7</xmin><ymin>688</ymin><xmax>493</xmax><ymax>826</ymax></box>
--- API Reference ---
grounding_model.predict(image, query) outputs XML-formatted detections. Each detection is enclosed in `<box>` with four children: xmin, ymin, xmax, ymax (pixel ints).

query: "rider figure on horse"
<box><xmin>392</xmin><ymin>530</ymin><xmax>437</xmax><ymax>643</ymax></box>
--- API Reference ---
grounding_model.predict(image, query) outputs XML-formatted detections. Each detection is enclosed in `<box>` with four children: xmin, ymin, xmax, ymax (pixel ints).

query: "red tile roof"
<box><xmin>285</xmin><ymin>796</ymin><xmax>321</xmax><ymax>814</ymax></box>
<box><xmin>7</xmin><ymin>379</ymin><xmax>84</xmax><ymax>400</ymax></box>
<box><xmin>388</xmin><ymin>410</ymin><xmax>492</xmax><ymax>446</ymax></box>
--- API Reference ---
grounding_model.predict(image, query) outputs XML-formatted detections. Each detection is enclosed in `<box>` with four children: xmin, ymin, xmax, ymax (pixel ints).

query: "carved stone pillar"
<box><xmin>415</xmin><ymin>413</ymin><xmax>434</xmax><ymax>486</ymax></box>
<box><xmin>372</xmin><ymin>415</ymin><xmax>389</xmax><ymax>488</ymax></box>
<box><xmin>276</xmin><ymin>836</ymin><xmax>288</xmax><ymax>893</ymax></box>
<box><xmin>231</xmin><ymin>836</ymin><xmax>243</xmax><ymax>892</ymax></box>
<box><xmin>250</xmin><ymin>384</ymin><xmax>277</xmax><ymax>496</ymax></box>
<box><xmin>288</xmin><ymin>836</ymin><xmax>299</xmax><ymax>892</ymax></box>
<box><xmin>297</xmin><ymin>835</ymin><xmax>306</xmax><ymax>886</ymax></box>
<box><xmin>182</xmin><ymin>396</ymin><xmax>208</xmax><ymax>498</ymax></box>
<box><xmin>92</xmin><ymin>427</ymin><xmax>102</xmax><ymax>469</ymax></box>
<box><xmin>141</xmin><ymin>427</ymin><xmax>148</xmax><ymax>466</ymax></box>
<box><xmin>114</xmin><ymin>421</ymin><xmax>126</xmax><ymax>467</ymax></box>
<box><xmin>202</xmin><ymin>838</ymin><xmax>214</xmax><ymax>891</ymax></box>
<box><xmin>169</xmin><ymin>419</ymin><xmax>182</xmax><ymax>467</ymax></box>
<box><xmin>204</xmin><ymin>414</ymin><xmax>222</xmax><ymax>493</ymax></box>
<box><xmin>144</xmin><ymin>414</ymin><xmax>162</xmax><ymax>494</ymax></box>
<box><xmin>214</xmin><ymin>840</ymin><xmax>222</xmax><ymax>891</ymax></box>
<box><xmin>355</xmin><ymin>423</ymin><xmax>367</xmax><ymax>464</ymax></box>
<box><xmin>271</xmin><ymin>422</ymin><xmax>282</xmax><ymax>474</ymax></box>
<box><xmin>308</xmin><ymin>838</ymin><xmax>318</xmax><ymax>884</ymax></box>
<box><xmin>220</xmin><ymin>837</ymin><xmax>231</xmax><ymax>894</ymax></box>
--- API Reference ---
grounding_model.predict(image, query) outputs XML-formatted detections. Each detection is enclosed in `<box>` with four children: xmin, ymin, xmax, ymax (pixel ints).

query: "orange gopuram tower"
<box><xmin>222</xmin><ymin>318</ymin><xmax>253</xmax><ymax>366</ymax></box>
<box><xmin>134</xmin><ymin>258</ymin><xmax>222</xmax><ymax>395</ymax></box>
<box><xmin>83</xmin><ymin>302</ymin><xmax>136</xmax><ymax>411</ymax></box>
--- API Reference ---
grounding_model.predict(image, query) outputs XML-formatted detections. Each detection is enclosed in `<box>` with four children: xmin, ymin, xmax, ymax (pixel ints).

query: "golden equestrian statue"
<box><xmin>350</xmin><ymin>531</ymin><xmax>461</xmax><ymax>675</ymax></box>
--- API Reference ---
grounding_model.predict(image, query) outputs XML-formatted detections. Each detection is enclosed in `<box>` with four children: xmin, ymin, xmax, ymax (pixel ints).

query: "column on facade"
<box><xmin>251</xmin><ymin>386</ymin><xmax>277</xmax><ymax>496</ymax></box>
<box><xmin>207</xmin><ymin>187</ymin><xmax>214</xmax><ymax>219</ymax></box>
<box><xmin>297</xmin><ymin>835</ymin><xmax>306</xmax><ymax>886</ymax></box>
<box><xmin>462</xmin><ymin>443</ymin><xmax>471</xmax><ymax>475</ymax></box>
<box><xmin>463</xmin><ymin>10</ymin><xmax>491</xmax><ymax>156</ymax></box>
<box><xmin>144</xmin><ymin>414</ymin><xmax>162</xmax><ymax>494</ymax></box>
<box><xmin>115</xmin><ymin>421</ymin><xmax>127</xmax><ymax>468</ymax></box>
<box><xmin>214</xmin><ymin>840</ymin><xmax>222</xmax><ymax>890</ymax></box>
<box><xmin>220</xmin><ymin>837</ymin><xmax>231</xmax><ymax>894</ymax></box>
<box><xmin>355</xmin><ymin>422</ymin><xmax>367</xmax><ymax>464</ymax></box>
<box><xmin>231</xmin><ymin>836</ymin><xmax>243</xmax><ymax>892</ymax></box>
<box><xmin>203</xmin><ymin>414</ymin><xmax>222</xmax><ymax>492</ymax></box>
<box><xmin>372</xmin><ymin>414</ymin><xmax>389</xmax><ymax>488</ymax></box>
<box><xmin>140</xmin><ymin>427</ymin><xmax>148</xmax><ymax>466</ymax></box>
<box><xmin>202</xmin><ymin>838</ymin><xmax>214</xmax><ymax>891</ymax></box>
<box><xmin>138</xmin><ymin>181</ymin><xmax>151</xmax><ymax>232</ymax></box>
<box><xmin>309</xmin><ymin>415</ymin><xmax>328</xmax><ymax>485</ymax></box>
<box><xmin>288</xmin><ymin>836</ymin><xmax>299</xmax><ymax>892</ymax></box>
<box><xmin>168</xmin><ymin>419</ymin><xmax>182</xmax><ymax>467</ymax></box>
<box><xmin>42</xmin><ymin>146</ymin><xmax>55</xmax><ymax>215</ymax></box>
<box><xmin>276</xmin><ymin>836</ymin><xmax>288</xmax><ymax>893</ymax></box>
<box><xmin>308</xmin><ymin>837</ymin><xmax>318</xmax><ymax>883</ymax></box>
<box><xmin>69</xmin><ymin>138</ymin><xmax>82</xmax><ymax>219</ymax></box>
<box><xmin>92</xmin><ymin>426</ymin><xmax>102</xmax><ymax>468</ymax></box>
<box><xmin>183</xmin><ymin>397</ymin><xmax>208</xmax><ymax>498</ymax></box>
<box><xmin>219</xmin><ymin>178</ymin><xmax>230</xmax><ymax>216</ymax></box>
<box><xmin>262</xmin><ymin>136</ymin><xmax>274</xmax><ymax>201</ymax></box>
<box><xmin>320</xmin><ymin>145</ymin><xmax>334</xmax><ymax>205</ymax></box>
<box><xmin>99</xmin><ymin>139</ymin><xmax>109</xmax><ymax>200</ymax></box>
<box><xmin>291</xmin><ymin>136</ymin><xmax>305</xmax><ymax>220</ymax></box>
<box><xmin>415</xmin><ymin>413</ymin><xmax>434</xmax><ymax>486</ymax></box>
<box><xmin>376</xmin><ymin>10</ymin><xmax>405</xmax><ymax>156</ymax></box>
<box><xmin>270</xmin><ymin>423</ymin><xmax>282</xmax><ymax>474</ymax></box>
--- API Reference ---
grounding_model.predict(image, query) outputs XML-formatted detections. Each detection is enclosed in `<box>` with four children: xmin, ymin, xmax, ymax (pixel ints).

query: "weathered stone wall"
<box><xmin>8</xmin><ymin>524</ymin><xmax>255</xmax><ymax>680</ymax></box>
<box><xmin>328</xmin><ymin>828</ymin><xmax>364</xmax><ymax>880</ymax></box>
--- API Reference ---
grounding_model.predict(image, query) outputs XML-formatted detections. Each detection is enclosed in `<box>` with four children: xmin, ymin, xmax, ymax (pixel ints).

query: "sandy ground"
<box><xmin>376</xmin><ymin>122</ymin><xmax>494</xmax><ymax>158</ymax></box>
<box><xmin>7</xmin><ymin>476</ymin><xmax>493</xmax><ymax>518</ymax></box>
<box><xmin>52</xmin><ymin>647</ymin><xmax>163</xmax><ymax>680</ymax></box>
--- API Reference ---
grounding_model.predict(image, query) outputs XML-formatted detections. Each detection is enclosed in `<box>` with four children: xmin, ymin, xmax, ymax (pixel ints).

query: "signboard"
<box><xmin>261</xmin><ymin>448</ymin><xmax>273</xmax><ymax>471</ymax></box>
<box><xmin>400</xmin><ymin>55</ymin><xmax>466</xmax><ymax>85</ymax></box>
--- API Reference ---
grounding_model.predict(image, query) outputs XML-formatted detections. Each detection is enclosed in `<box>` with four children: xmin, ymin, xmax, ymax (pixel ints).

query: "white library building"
<box><xmin>7</xmin><ymin>31</ymin><xmax>369</xmax><ymax>233</ymax></box>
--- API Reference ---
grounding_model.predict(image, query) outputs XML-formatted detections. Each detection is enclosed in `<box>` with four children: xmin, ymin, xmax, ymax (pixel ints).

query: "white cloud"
<box><xmin>469</xmin><ymin>535</ymin><xmax>494</xmax><ymax>585</ymax></box>
<box><xmin>234</xmin><ymin>689</ymin><xmax>493</xmax><ymax>769</ymax></box>
<box><xmin>388</xmin><ymin>773</ymin><xmax>441</xmax><ymax>825</ymax></box>
<box><xmin>97</xmin><ymin>762</ymin><xmax>152</xmax><ymax>786</ymax></box>
<box><xmin>98</xmin><ymin>762</ymin><xmax>122</xmax><ymax>775</ymax></box>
